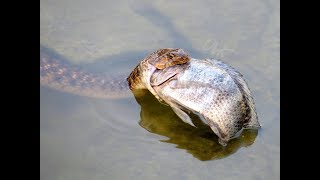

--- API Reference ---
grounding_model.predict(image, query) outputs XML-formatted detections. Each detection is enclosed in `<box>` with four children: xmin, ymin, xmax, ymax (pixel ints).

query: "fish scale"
<box><xmin>151</xmin><ymin>58</ymin><xmax>260</xmax><ymax>145</ymax></box>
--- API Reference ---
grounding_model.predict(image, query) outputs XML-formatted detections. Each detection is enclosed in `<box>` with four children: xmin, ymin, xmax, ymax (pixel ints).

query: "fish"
<box><xmin>149</xmin><ymin>58</ymin><xmax>261</xmax><ymax>146</ymax></box>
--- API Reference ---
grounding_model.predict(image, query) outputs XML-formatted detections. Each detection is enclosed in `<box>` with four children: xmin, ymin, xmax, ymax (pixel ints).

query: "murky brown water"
<box><xmin>40</xmin><ymin>0</ymin><xmax>279</xmax><ymax>179</ymax></box>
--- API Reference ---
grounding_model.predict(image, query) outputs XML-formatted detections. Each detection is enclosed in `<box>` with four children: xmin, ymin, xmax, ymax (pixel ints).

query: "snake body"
<box><xmin>40</xmin><ymin>46</ymin><xmax>131</xmax><ymax>99</ymax></box>
<box><xmin>40</xmin><ymin>46</ymin><xmax>188</xmax><ymax>99</ymax></box>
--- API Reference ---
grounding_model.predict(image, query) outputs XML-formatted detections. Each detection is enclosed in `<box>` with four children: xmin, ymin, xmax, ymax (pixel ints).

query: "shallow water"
<box><xmin>40</xmin><ymin>0</ymin><xmax>279</xmax><ymax>179</ymax></box>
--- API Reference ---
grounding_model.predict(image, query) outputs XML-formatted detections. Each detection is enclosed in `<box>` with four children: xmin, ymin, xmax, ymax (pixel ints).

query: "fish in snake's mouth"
<box><xmin>41</xmin><ymin>45</ymin><xmax>260</xmax><ymax>146</ymax></box>
<box><xmin>142</xmin><ymin>48</ymin><xmax>191</xmax><ymax>100</ymax></box>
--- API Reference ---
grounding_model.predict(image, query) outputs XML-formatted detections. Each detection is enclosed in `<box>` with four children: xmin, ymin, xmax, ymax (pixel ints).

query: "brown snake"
<box><xmin>40</xmin><ymin>46</ymin><xmax>187</xmax><ymax>99</ymax></box>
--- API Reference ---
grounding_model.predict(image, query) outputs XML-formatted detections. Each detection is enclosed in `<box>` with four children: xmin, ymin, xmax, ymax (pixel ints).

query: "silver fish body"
<box><xmin>150</xmin><ymin>58</ymin><xmax>260</xmax><ymax>145</ymax></box>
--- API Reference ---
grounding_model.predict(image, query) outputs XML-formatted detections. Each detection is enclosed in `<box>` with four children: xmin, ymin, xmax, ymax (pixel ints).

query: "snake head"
<box><xmin>128</xmin><ymin>48</ymin><xmax>191</xmax><ymax>102</ymax></box>
<box><xmin>135</xmin><ymin>48</ymin><xmax>191</xmax><ymax>103</ymax></box>
<box><xmin>147</xmin><ymin>48</ymin><xmax>190</xmax><ymax>69</ymax></box>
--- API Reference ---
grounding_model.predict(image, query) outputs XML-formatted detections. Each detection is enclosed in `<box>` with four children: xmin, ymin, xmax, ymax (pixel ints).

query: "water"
<box><xmin>40</xmin><ymin>0</ymin><xmax>279</xmax><ymax>179</ymax></box>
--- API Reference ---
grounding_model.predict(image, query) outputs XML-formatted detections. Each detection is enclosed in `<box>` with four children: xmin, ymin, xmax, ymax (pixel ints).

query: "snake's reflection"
<box><xmin>133</xmin><ymin>90</ymin><xmax>258</xmax><ymax>161</ymax></box>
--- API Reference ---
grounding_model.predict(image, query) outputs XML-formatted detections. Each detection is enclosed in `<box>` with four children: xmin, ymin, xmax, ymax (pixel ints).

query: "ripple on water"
<box><xmin>86</xmin><ymin>96</ymin><xmax>163</xmax><ymax>145</ymax></box>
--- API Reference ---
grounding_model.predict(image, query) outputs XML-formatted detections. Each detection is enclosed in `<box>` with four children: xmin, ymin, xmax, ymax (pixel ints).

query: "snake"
<box><xmin>40</xmin><ymin>46</ymin><xmax>188</xmax><ymax>98</ymax></box>
<box><xmin>40</xmin><ymin>45</ymin><xmax>260</xmax><ymax>145</ymax></box>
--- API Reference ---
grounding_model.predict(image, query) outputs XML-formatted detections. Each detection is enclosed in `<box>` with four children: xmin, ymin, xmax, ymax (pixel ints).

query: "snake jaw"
<box><xmin>148</xmin><ymin>48</ymin><xmax>190</xmax><ymax>70</ymax></box>
<box><xmin>142</xmin><ymin>63</ymin><xmax>159</xmax><ymax>97</ymax></box>
<box><xmin>128</xmin><ymin>48</ymin><xmax>191</xmax><ymax>91</ymax></box>
<box><xmin>144</xmin><ymin>48</ymin><xmax>191</xmax><ymax>99</ymax></box>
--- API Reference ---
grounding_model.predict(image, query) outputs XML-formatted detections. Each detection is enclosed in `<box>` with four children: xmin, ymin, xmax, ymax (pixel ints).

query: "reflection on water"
<box><xmin>133</xmin><ymin>90</ymin><xmax>258</xmax><ymax>161</ymax></box>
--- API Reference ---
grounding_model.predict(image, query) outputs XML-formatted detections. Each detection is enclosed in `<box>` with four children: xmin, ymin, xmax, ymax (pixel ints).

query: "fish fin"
<box><xmin>202</xmin><ymin>115</ymin><xmax>230</xmax><ymax>145</ymax></box>
<box><xmin>218</xmin><ymin>139</ymin><xmax>228</xmax><ymax>147</ymax></box>
<box><xmin>243</xmin><ymin>117</ymin><xmax>261</xmax><ymax>129</ymax></box>
<box><xmin>155</xmin><ymin>95</ymin><xmax>170</xmax><ymax>106</ymax></box>
<box><xmin>170</xmin><ymin>105</ymin><xmax>196</xmax><ymax>127</ymax></box>
<box><xmin>150</xmin><ymin>69</ymin><xmax>177</xmax><ymax>86</ymax></box>
<box><xmin>150</xmin><ymin>64</ymin><xmax>188</xmax><ymax>86</ymax></box>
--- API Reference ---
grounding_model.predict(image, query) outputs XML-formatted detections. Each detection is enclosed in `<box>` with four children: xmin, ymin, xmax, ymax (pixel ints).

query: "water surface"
<box><xmin>40</xmin><ymin>0</ymin><xmax>279</xmax><ymax>179</ymax></box>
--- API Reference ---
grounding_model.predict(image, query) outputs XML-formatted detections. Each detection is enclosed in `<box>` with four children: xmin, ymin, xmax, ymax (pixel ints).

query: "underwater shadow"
<box><xmin>133</xmin><ymin>90</ymin><xmax>258</xmax><ymax>161</ymax></box>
